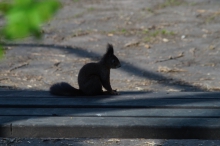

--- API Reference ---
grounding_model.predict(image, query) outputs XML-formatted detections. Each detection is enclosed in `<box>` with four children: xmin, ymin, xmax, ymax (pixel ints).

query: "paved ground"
<box><xmin>1</xmin><ymin>0</ymin><xmax>220</xmax><ymax>145</ymax></box>
<box><xmin>1</xmin><ymin>0</ymin><xmax>220</xmax><ymax>92</ymax></box>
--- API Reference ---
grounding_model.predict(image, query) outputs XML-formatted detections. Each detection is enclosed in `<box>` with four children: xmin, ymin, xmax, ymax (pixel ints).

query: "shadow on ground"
<box><xmin>4</xmin><ymin>43</ymin><xmax>207</xmax><ymax>92</ymax></box>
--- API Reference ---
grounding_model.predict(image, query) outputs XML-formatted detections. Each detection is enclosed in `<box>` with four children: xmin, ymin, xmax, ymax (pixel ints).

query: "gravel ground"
<box><xmin>1</xmin><ymin>0</ymin><xmax>220</xmax><ymax>145</ymax></box>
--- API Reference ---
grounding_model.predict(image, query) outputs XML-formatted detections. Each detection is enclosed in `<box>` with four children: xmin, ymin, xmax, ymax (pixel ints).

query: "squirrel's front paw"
<box><xmin>111</xmin><ymin>90</ymin><xmax>119</xmax><ymax>95</ymax></box>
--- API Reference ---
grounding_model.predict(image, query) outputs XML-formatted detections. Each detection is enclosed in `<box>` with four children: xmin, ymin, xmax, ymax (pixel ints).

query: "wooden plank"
<box><xmin>0</xmin><ymin>108</ymin><xmax>220</xmax><ymax>117</ymax></box>
<box><xmin>0</xmin><ymin>90</ymin><xmax>50</xmax><ymax>97</ymax></box>
<box><xmin>0</xmin><ymin>97</ymin><xmax>220</xmax><ymax>108</ymax></box>
<box><xmin>1</xmin><ymin>116</ymin><xmax>220</xmax><ymax>139</ymax></box>
<box><xmin>0</xmin><ymin>91</ymin><xmax>220</xmax><ymax>99</ymax></box>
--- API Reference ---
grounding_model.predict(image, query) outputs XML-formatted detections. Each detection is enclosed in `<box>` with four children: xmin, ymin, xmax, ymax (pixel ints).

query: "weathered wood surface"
<box><xmin>0</xmin><ymin>91</ymin><xmax>220</xmax><ymax>139</ymax></box>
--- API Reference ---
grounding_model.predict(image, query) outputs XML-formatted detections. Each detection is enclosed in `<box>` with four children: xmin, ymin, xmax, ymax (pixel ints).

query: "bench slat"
<box><xmin>0</xmin><ymin>108</ymin><xmax>220</xmax><ymax>117</ymax></box>
<box><xmin>0</xmin><ymin>116</ymin><xmax>220</xmax><ymax>139</ymax></box>
<box><xmin>0</xmin><ymin>98</ymin><xmax>220</xmax><ymax>108</ymax></box>
<box><xmin>0</xmin><ymin>92</ymin><xmax>220</xmax><ymax>99</ymax></box>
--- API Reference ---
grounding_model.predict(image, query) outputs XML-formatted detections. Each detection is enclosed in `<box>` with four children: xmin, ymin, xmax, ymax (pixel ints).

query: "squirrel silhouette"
<box><xmin>50</xmin><ymin>44</ymin><xmax>121</xmax><ymax>96</ymax></box>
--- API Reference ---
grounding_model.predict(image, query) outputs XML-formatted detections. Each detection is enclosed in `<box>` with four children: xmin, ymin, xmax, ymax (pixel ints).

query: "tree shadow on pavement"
<box><xmin>4</xmin><ymin>43</ymin><xmax>207</xmax><ymax>92</ymax></box>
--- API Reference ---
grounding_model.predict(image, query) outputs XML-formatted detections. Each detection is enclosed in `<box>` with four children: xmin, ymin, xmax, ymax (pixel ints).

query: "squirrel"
<box><xmin>50</xmin><ymin>44</ymin><xmax>121</xmax><ymax>96</ymax></box>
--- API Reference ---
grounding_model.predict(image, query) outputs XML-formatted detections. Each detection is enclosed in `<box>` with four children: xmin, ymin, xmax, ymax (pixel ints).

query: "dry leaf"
<box><xmin>200</xmin><ymin>78</ymin><xmax>212</xmax><ymax>81</ymax></box>
<box><xmin>162</xmin><ymin>38</ymin><xmax>169</xmax><ymax>42</ymax></box>
<box><xmin>207</xmin><ymin>87</ymin><xmax>220</xmax><ymax>91</ymax></box>
<box><xmin>54</xmin><ymin>62</ymin><xmax>61</xmax><ymax>67</ymax></box>
<box><xmin>181</xmin><ymin>35</ymin><xmax>186</xmax><ymax>39</ymax></box>
<box><xmin>189</xmin><ymin>48</ymin><xmax>196</xmax><ymax>57</ymax></box>
<box><xmin>167</xmin><ymin>89</ymin><xmax>181</xmax><ymax>92</ymax></box>
<box><xmin>197</xmin><ymin>9</ymin><xmax>206</xmax><ymax>13</ymax></box>
<box><xmin>135</xmin><ymin>87</ymin><xmax>144</xmax><ymax>91</ymax></box>
<box><xmin>124</xmin><ymin>40</ymin><xmax>139</xmax><ymax>47</ymax></box>
<box><xmin>108</xmin><ymin>139</ymin><xmax>120</xmax><ymax>143</ymax></box>
<box><xmin>202</xmin><ymin>29</ymin><xmax>209</xmax><ymax>33</ymax></box>
<box><xmin>158</xmin><ymin>66</ymin><xmax>185</xmax><ymax>73</ymax></box>
<box><xmin>108</xmin><ymin>33</ymin><xmax>114</xmax><ymax>36</ymax></box>
<box><xmin>209</xmin><ymin>45</ymin><xmax>215</xmax><ymax>50</ymax></box>
<box><xmin>155</xmin><ymin>52</ymin><xmax>184</xmax><ymax>63</ymax></box>
<box><xmin>144</xmin><ymin>44</ymin><xmax>151</xmax><ymax>49</ymax></box>
<box><xmin>27</xmin><ymin>85</ymin><xmax>32</xmax><ymax>88</ymax></box>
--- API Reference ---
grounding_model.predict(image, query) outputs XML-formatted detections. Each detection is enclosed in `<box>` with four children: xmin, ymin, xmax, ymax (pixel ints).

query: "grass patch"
<box><xmin>121</xmin><ymin>29</ymin><xmax>127</xmax><ymax>33</ymax></box>
<box><xmin>73</xmin><ymin>7</ymin><xmax>96</xmax><ymax>18</ymax></box>
<box><xmin>87</xmin><ymin>7</ymin><xmax>95</xmax><ymax>11</ymax></box>
<box><xmin>205</xmin><ymin>11</ymin><xmax>220</xmax><ymax>24</ymax></box>
<box><xmin>145</xmin><ymin>29</ymin><xmax>175</xmax><ymax>37</ymax></box>
<box><xmin>72</xmin><ymin>30</ymin><xmax>90</xmax><ymax>37</ymax></box>
<box><xmin>72</xmin><ymin>0</ymin><xmax>79</xmax><ymax>2</ymax></box>
<box><xmin>146</xmin><ymin>8</ymin><xmax>154</xmax><ymax>14</ymax></box>
<box><xmin>144</xmin><ymin>1</ymin><xmax>197</xmax><ymax>14</ymax></box>
<box><xmin>74</xmin><ymin>12</ymin><xmax>85</xmax><ymax>18</ymax></box>
<box><xmin>156</xmin><ymin>0</ymin><xmax>185</xmax><ymax>9</ymax></box>
<box><xmin>144</xmin><ymin>29</ymin><xmax>175</xmax><ymax>43</ymax></box>
<box><xmin>144</xmin><ymin>36</ymin><xmax>152</xmax><ymax>43</ymax></box>
<box><xmin>100</xmin><ymin>28</ymin><xmax>176</xmax><ymax>44</ymax></box>
<box><xmin>188</xmin><ymin>2</ymin><xmax>197</xmax><ymax>6</ymax></box>
<box><xmin>145</xmin><ymin>0</ymin><xmax>186</xmax><ymax>14</ymax></box>
<box><xmin>0</xmin><ymin>46</ymin><xmax>5</xmax><ymax>59</ymax></box>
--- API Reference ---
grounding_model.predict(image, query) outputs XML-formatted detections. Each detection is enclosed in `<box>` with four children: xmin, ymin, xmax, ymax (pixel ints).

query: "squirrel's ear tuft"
<box><xmin>106</xmin><ymin>43</ymin><xmax>114</xmax><ymax>54</ymax></box>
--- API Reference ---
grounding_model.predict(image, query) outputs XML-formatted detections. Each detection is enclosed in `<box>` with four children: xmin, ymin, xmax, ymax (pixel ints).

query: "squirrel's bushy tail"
<box><xmin>50</xmin><ymin>82</ymin><xmax>84</xmax><ymax>96</ymax></box>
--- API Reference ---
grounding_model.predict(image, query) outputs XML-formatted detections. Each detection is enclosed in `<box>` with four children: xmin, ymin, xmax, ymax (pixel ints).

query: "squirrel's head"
<box><xmin>101</xmin><ymin>44</ymin><xmax>121</xmax><ymax>69</ymax></box>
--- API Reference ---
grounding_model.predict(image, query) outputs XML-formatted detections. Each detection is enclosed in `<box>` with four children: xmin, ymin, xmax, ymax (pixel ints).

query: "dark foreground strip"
<box><xmin>0</xmin><ymin>91</ymin><xmax>220</xmax><ymax>139</ymax></box>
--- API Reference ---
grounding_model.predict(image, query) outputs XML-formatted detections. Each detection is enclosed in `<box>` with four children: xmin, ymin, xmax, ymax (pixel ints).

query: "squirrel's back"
<box><xmin>78</xmin><ymin>62</ymin><xmax>102</xmax><ymax>85</ymax></box>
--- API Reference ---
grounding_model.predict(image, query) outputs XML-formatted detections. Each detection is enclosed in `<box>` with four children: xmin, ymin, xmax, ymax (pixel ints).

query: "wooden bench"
<box><xmin>0</xmin><ymin>90</ymin><xmax>220</xmax><ymax>139</ymax></box>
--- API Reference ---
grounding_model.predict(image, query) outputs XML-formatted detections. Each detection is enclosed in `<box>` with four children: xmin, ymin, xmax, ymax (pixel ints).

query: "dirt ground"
<box><xmin>1</xmin><ymin>0</ymin><xmax>220</xmax><ymax>145</ymax></box>
<box><xmin>1</xmin><ymin>0</ymin><xmax>220</xmax><ymax>92</ymax></box>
